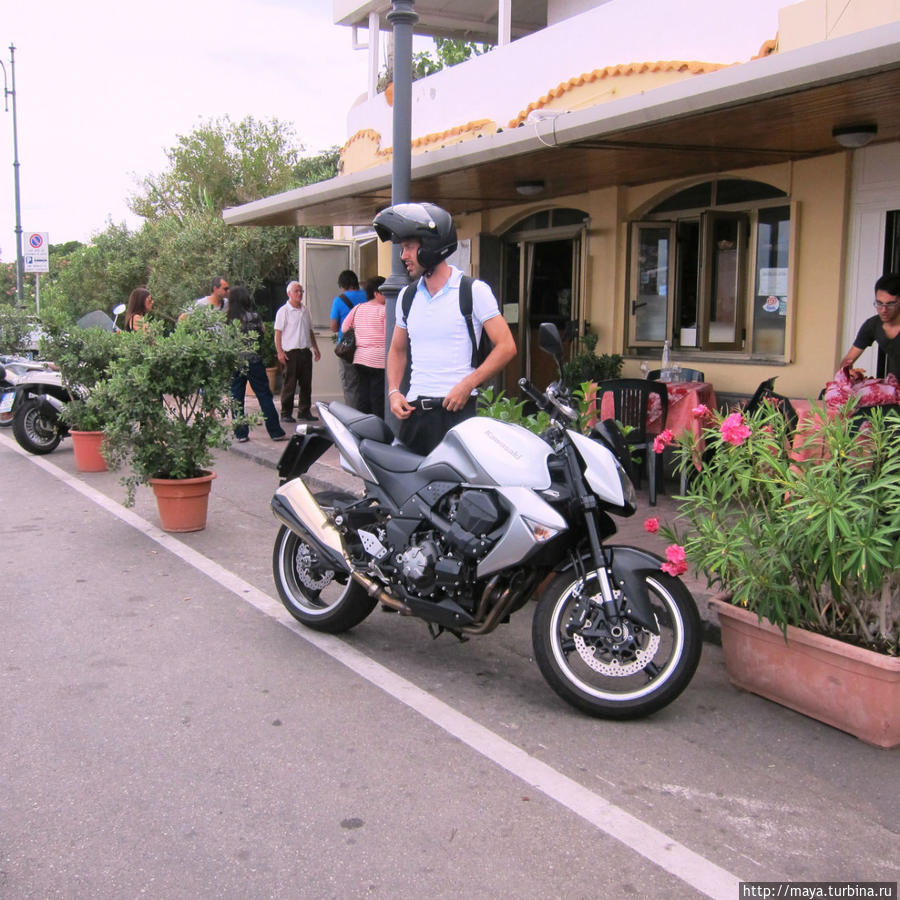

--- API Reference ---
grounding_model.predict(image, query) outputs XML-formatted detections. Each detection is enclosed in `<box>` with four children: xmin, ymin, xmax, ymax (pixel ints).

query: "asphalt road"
<box><xmin>1</xmin><ymin>430</ymin><xmax>897</xmax><ymax>900</ymax></box>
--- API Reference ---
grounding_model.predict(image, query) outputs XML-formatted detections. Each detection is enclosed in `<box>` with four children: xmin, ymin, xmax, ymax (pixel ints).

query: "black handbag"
<box><xmin>334</xmin><ymin>326</ymin><xmax>356</xmax><ymax>362</ymax></box>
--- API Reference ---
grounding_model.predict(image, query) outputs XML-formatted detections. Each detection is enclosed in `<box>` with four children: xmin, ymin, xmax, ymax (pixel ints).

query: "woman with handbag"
<box><xmin>340</xmin><ymin>276</ymin><xmax>387</xmax><ymax>416</ymax></box>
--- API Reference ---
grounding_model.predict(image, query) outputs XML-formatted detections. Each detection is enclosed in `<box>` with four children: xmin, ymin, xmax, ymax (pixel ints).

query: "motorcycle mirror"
<box><xmin>112</xmin><ymin>304</ymin><xmax>126</xmax><ymax>316</ymax></box>
<box><xmin>538</xmin><ymin>322</ymin><xmax>564</xmax><ymax>374</ymax></box>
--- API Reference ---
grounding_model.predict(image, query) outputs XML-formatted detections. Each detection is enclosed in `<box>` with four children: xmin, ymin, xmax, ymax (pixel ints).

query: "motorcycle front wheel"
<box><xmin>272</xmin><ymin>490</ymin><xmax>376</xmax><ymax>634</ymax></box>
<box><xmin>532</xmin><ymin>568</ymin><xmax>701</xmax><ymax>719</ymax></box>
<box><xmin>13</xmin><ymin>399</ymin><xmax>61</xmax><ymax>454</ymax></box>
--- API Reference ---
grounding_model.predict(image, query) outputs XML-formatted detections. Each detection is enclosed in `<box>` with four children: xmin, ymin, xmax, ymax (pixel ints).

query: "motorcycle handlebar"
<box><xmin>518</xmin><ymin>377</ymin><xmax>548</xmax><ymax>409</ymax></box>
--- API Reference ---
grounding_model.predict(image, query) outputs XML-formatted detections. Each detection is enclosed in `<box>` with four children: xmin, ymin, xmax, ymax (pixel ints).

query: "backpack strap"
<box><xmin>458</xmin><ymin>276</ymin><xmax>480</xmax><ymax>368</ymax></box>
<box><xmin>400</xmin><ymin>284</ymin><xmax>414</xmax><ymax>323</ymax></box>
<box><xmin>339</xmin><ymin>292</ymin><xmax>353</xmax><ymax>312</ymax></box>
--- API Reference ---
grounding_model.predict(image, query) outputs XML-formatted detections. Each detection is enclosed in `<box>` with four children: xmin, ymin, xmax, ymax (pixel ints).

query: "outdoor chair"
<box><xmin>647</xmin><ymin>367</ymin><xmax>705</xmax><ymax>383</ymax></box>
<box><xmin>595</xmin><ymin>378</ymin><xmax>668</xmax><ymax>506</ymax></box>
<box><xmin>744</xmin><ymin>377</ymin><xmax>798</xmax><ymax>434</ymax></box>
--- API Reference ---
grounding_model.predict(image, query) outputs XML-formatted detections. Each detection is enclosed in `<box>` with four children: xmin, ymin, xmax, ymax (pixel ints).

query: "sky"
<box><xmin>0</xmin><ymin>0</ymin><xmax>379</xmax><ymax>260</ymax></box>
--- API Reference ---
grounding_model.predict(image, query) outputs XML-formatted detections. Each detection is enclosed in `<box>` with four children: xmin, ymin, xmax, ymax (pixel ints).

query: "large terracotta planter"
<box><xmin>70</xmin><ymin>430</ymin><xmax>108</xmax><ymax>472</ymax></box>
<box><xmin>710</xmin><ymin>597</ymin><xmax>900</xmax><ymax>748</ymax></box>
<box><xmin>148</xmin><ymin>471</ymin><xmax>216</xmax><ymax>533</ymax></box>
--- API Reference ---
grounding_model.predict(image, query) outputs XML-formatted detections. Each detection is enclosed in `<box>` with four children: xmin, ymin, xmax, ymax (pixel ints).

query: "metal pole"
<box><xmin>382</xmin><ymin>0</ymin><xmax>418</xmax><ymax>429</ymax></box>
<box><xmin>1</xmin><ymin>45</ymin><xmax>25</xmax><ymax>306</ymax></box>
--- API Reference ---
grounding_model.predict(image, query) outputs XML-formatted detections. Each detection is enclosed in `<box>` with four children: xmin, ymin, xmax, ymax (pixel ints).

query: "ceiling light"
<box><xmin>515</xmin><ymin>180</ymin><xmax>545</xmax><ymax>197</ymax></box>
<box><xmin>832</xmin><ymin>124</ymin><xmax>878</xmax><ymax>149</ymax></box>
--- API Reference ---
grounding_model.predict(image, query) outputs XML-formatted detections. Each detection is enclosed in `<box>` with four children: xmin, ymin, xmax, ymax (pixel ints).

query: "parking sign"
<box><xmin>24</xmin><ymin>232</ymin><xmax>50</xmax><ymax>273</ymax></box>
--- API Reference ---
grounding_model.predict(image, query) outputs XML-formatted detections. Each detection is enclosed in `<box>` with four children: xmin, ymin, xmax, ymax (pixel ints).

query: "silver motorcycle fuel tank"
<box><xmin>423</xmin><ymin>417</ymin><xmax>553</xmax><ymax>489</ymax></box>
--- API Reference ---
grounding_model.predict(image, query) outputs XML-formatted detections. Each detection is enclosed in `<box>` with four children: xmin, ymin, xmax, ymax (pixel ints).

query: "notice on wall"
<box><xmin>758</xmin><ymin>266</ymin><xmax>788</xmax><ymax>297</ymax></box>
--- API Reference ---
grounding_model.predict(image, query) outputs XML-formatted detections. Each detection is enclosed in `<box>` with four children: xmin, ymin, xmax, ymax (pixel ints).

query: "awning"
<box><xmin>223</xmin><ymin>21</ymin><xmax>900</xmax><ymax>229</ymax></box>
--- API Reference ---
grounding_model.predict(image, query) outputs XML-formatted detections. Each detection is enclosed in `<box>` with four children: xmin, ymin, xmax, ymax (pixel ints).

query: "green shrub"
<box><xmin>561</xmin><ymin>330</ymin><xmax>622</xmax><ymax>389</ymax></box>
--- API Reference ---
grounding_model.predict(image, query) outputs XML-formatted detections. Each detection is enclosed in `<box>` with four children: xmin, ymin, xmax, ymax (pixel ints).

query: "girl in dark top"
<box><xmin>124</xmin><ymin>287</ymin><xmax>154</xmax><ymax>332</ymax></box>
<box><xmin>226</xmin><ymin>286</ymin><xmax>287</xmax><ymax>442</ymax></box>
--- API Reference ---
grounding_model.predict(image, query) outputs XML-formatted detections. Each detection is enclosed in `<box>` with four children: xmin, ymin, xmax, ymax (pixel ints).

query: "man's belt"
<box><xmin>412</xmin><ymin>396</ymin><xmax>445</xmax><ymax>411</ymax></box>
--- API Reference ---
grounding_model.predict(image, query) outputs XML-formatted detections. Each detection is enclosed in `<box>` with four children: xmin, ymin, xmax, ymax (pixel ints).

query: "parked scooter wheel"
<box><xmin>12</xmin><ymin>398</ymin><xmax>62</xmax><ymax>454</ymax></box>
<box><xmin>532</xmin><ymin>568</ymin><xmax>701</xmax><ymax>719</ymax></box>
<box><xmin>272</xmin><ymin>490</ymin><xmax>377</xmax><ymax>633</ymax></box>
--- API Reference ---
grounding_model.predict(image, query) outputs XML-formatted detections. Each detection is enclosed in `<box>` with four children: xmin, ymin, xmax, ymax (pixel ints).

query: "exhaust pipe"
<box><xmin>272</xmin><ymin>479</ymin><xmax>410</xmax><ymax>613</ymax></box>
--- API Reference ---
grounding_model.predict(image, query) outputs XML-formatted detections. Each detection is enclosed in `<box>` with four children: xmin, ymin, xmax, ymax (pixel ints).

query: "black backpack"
<box><xmin>400</xmin><ymin>275</ymin><xmax>495</xmax><ymax>368</ymax></box>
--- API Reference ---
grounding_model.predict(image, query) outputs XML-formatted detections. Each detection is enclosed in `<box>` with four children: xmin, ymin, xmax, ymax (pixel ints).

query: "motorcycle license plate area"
<box><xmin>0</xmin><ymin>391</ymin><xmax>15</xmax><ymax>414</ymax></box>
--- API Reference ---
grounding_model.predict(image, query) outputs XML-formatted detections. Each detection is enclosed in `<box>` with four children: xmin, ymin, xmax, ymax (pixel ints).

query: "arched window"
<box><xmin>628</xmin><ymin>179</ymin><xmax>791</xmax><ymax>357</ymax></box>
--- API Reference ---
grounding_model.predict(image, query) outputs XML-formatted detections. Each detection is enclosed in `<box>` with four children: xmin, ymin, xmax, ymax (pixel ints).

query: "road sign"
<box><xmin>24</xmin><ymin>231</ymin><xmax>49</xmax><ymax>273</ymax></box>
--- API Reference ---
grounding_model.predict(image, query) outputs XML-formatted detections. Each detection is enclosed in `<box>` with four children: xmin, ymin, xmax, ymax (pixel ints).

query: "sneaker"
<box><xmin>271</xmin><ymin>433</ymin><xmax>288</xmax><ymax>442</ymax></box>
<box><xmin>298</xmin><ymin>412</ymin><xmax>319</xmax><ymax>422</ymax></box>
<box><xmin>281</xmin><ymin>415</ymin><xmax>296</xmax><ymax>423</ymax></box>
<box><xmin>236</xmin><ymin>436</ymin><xmax>250</xmax><ymax>443</ymax></box>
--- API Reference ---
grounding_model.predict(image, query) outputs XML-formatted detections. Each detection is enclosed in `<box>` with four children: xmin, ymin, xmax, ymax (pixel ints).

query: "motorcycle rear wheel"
<box><xmin>532</xmin><ymin>568</ymin><xmax>701</xmax><ymax>719</ymax></box>
<box><xmin>272</xmin><ymin>490</ymin><xmax>376</xmax><ymax>633</ymax></box>
<box><xmin>13</xmin><ymin>398</ymin><xmax>61</xmax><ymax>454</ymax></box>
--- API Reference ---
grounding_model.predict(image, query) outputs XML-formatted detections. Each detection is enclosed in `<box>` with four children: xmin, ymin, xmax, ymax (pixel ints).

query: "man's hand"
<box><xmin>443</xmin><ymin>378</ymin><xmax>476</xmax><ymax>412</ymax></box>
<box><xmin>389</xmin><ymin>391</ymin><xmax>414</xmax><ymax>420</ymax></box>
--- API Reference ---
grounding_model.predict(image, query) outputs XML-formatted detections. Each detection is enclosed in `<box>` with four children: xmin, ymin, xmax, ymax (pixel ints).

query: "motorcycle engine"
<box><xmin>346</xmin><ymin>489</ymin><xmax>506</xmax><ymax>600</ymax></box>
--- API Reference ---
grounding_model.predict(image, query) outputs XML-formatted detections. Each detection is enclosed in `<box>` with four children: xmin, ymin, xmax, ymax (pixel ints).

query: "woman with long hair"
<box><xmin>342</xmin><ymin>275</ymin><xmax>387</xmax><ymax>416</ymax></box>
<box><xmin>226</xmin><ymin>286</ymin><xmax>287</xmax><ymax>443</ymax></box>
<box><xmin>124</xmin><ymin>287</ymin><xmax>154</xmax><ymax>331</ymax></box>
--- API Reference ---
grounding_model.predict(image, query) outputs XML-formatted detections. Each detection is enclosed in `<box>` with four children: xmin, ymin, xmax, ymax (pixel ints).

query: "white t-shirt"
<box><xmin>395</xmin><ymin>266</ymin><xmax>500</xmax><ymax>400</ymax></box>
<box><xmin>274</xmin><ymin>301</ymin><xmax>314</xmax><ymax>351</ymax></box>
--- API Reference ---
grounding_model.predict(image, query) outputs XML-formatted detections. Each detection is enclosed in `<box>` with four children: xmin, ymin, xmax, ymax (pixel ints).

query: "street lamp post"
<box><xmin>1</xmin><ymin>43</ymin><xmax>24</xmax><ymax>306</ymax></box>
<box><xmin>382</xmin><ymin>0</ymin><xmax>418</xmax><ymax>429</ymax></box>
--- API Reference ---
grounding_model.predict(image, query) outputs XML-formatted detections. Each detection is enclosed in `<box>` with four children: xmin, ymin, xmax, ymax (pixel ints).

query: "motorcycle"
<box><xmin>270</xmin><ymin>323</ymin><xmax>701</xmax><ymax>718</ymax></box>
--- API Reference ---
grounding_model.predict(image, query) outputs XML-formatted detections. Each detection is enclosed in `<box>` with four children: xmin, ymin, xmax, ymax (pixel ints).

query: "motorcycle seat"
<box><xmin>359</xmin><ymin>438</ymin><xmax>424</xmax><ymax>473</ymax></box>
<box><xmin>327</xmin><ymin>401</ymin><xmax>394</xmax><ymax>444</ymax></box>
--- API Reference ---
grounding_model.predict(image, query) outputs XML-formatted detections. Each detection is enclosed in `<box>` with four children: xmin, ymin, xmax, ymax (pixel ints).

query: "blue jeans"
<box><xmin>232</xmin><ymin>360</ymin><xmax>286</xmax><ymax>439</ymax></box>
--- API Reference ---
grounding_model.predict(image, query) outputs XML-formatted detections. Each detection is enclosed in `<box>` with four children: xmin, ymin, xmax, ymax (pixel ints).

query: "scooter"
<box><xmin>270</xmin><ymin>322</ymin><xmax>702</xmax><ymax>719</ymax></box>
<box><xmin>0</xmin><ymin>356</ymin><xmax>54</xmax><ymax>427</ymax></box>
<box><xmin>5</xmin><ymin>304</ymin><xmax>126</xmax><ymax>455</ymax></box>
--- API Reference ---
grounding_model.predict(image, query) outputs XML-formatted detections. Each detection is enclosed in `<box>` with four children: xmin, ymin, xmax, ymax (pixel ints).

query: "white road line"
<box><xmin>3</xmin><ymin>434</ymin><xmax>741</xmax><ymax>899</ymax></box>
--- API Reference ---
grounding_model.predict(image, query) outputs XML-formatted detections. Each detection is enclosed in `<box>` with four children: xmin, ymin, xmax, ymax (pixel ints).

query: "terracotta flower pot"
<box><xmin>149</xmin><ymin>471</ymin><xmax>216</xmax><ymax>533</ymax></box>
<box><xmin>710</xmin><ymin>597</ymin><xmax>900</xmax><ymax>748</ymax></box>
<box><xmin>70</xmin><ymin>430</ymin><xmax>108</xmax><ymax>472</ymax></box>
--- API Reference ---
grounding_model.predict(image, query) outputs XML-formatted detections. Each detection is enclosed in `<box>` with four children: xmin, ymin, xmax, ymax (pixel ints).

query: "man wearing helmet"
<box><xmin>374</xmin><ymin>202</ymin><xmax>516</xmax><ymax>455</ymax></box>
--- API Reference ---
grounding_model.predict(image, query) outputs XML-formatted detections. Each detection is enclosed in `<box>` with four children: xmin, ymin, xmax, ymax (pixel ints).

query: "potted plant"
<box><xmin>660</xmin><ymin>399</ymin><xmax>900</xmax><ymax>747</ymax></box>
<box><xmin>96</xmin><ymin>309</ymin><xmax>254</xmax><ymax>531</ymax></box>
<box><xmin>39</xmin><ymin>315</ymin><xmax>124</xmax><ymax>472</ymax></box>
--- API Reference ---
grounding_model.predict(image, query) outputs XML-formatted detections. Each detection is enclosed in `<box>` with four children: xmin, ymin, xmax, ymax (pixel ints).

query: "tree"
<box><xmin>41</xmin><ymin>117</ymin><xmax>340</xmax><ymax>323</ymax></box>
<box><xmin>130</xmin><ymin>115</ymin><xmax>337</xmax><ymax>222</ymax></box>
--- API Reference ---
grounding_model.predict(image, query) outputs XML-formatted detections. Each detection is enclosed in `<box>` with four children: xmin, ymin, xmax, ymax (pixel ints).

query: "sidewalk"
<box><xmin>231</xmin><ymin>395</ymin><xmax>721</xmax><ymax>637</ymax></box>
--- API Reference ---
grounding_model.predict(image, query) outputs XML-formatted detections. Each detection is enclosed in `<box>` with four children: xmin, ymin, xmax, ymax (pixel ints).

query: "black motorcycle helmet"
<box><xmin>372</xmin><ymin>202</ymin><xmax>457</xmax><ymax>272</ymax></box>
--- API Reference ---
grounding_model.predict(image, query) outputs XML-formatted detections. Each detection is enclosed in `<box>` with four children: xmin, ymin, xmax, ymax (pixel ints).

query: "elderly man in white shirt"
<box><xmin>274</xmin><ymin>281</ymin><xmax>320</xmax><ymax>423</ymax></box>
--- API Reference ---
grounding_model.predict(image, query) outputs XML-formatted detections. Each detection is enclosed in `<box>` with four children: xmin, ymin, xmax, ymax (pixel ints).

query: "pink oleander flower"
<box><xmin>691</xmin><ymin>403</ymin><xmax>710</xmax><ymax>419</ymax></box>
<box><xmin>652</xmin><ymin>428</ymin><xmax>675</xmax><ymax>454</ymax></box>
<box><xmin>643</xmin><ymin>517</ymin><xmax>659</xmax><ymax>534</ymax></box>
<box><xmin>720</xmin><ymin>412</ymin><xmax>752</xmax><ymax>446</ymax></box>
<box><xmin>660</xmin><ymin>544</ymin><xmax>688</xmax><ymax>576</ymax></box>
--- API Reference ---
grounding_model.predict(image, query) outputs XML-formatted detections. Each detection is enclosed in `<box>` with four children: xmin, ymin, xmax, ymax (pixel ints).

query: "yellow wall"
<box><xmin>447</xmin><ymin>153</ymin><xmax>852</xmax><ymax>401</ymax></box>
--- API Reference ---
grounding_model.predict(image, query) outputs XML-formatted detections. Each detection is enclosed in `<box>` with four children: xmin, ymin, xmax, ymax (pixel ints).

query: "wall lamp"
<box><xmin>832</xmin><ymin>124</ymin><xmax>878</xmax><ymax>149</ymax></box>
<box><xmin>515</xmin><ymin>180</ymin><xmax>545</xmax><ymax>197</ymax></box>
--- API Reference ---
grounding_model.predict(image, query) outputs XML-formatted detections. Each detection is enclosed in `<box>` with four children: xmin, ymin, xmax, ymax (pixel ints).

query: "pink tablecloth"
<box><xmin>597</xmin><ymin>381</ymin><xmax>717</xmax><ymax>442</ymax></box>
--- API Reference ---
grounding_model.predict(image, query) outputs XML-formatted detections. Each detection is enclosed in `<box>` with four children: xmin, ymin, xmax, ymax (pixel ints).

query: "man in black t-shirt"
<box><xmin>840</xmin><ymin>273</ymin><xmax>900</xmax><ymax>379</ymax></box>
